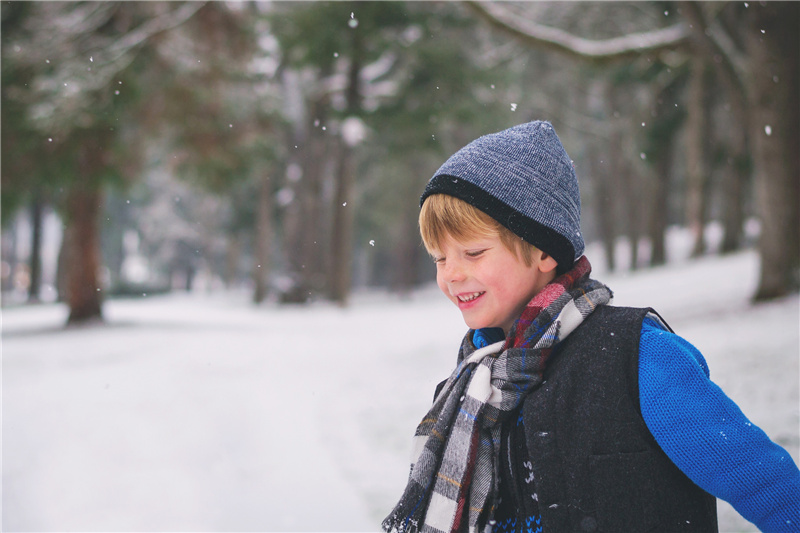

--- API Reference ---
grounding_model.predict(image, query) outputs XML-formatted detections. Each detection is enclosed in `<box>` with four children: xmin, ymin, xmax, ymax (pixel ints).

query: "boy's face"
<box><xmin>431</xmin><ymin>233</ymin><xmax>557</xmax><ymax>335</ymax></box>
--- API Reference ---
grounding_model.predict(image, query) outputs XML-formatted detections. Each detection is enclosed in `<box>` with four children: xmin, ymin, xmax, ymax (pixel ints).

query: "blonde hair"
<box><xmin>419</xmin><ymin>194</ymin><xmax>537</xmax><ymax>266</ymax></box>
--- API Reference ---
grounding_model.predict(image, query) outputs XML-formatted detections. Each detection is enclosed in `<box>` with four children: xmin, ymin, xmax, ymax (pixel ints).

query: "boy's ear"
<box><xmin>537</xmin><ymin>251</ymin><xmax>559</xmax><ymax>273</ymax></box>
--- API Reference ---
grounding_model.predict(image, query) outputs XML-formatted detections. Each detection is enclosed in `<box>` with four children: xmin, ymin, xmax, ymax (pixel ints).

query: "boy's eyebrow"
<box><xmin>466</xmin><ymin>242</ymin><xmax>492</xmax><ymax>247</ymax></box>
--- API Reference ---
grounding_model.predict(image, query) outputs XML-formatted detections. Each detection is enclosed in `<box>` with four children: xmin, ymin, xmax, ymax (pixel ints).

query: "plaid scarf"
<box><xmin>383</xmin><ymin>256</ymin><xmax>612</xmax><ymax>533</ymax></box>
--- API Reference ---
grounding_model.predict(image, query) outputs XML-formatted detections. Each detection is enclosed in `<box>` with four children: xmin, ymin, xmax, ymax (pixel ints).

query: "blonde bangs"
<box><xmin>419</xmin><ymin>194</ymin><xmax>497</xmax><ymax>253</ymax></box>
<box><xmin>419</xmin><ymin>194</ymin><xmax>536</xmax><ymax>266</ymax></box>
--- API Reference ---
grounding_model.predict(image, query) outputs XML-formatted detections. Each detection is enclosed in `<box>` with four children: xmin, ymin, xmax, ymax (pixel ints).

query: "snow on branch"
<box><xmin>465</xmin><ymin>1</ymin><xmax>690</xmax><ymax>62</ymax></box>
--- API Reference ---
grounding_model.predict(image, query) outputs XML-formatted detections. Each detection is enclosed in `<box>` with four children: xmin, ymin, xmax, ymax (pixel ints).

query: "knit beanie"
<box><xmin>420</xmin><ymin>120</ymin><xmax>584</xmax><ymax>271</ymax></box>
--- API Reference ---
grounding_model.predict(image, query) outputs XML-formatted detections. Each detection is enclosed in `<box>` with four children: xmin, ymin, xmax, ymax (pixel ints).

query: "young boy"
<box><xmin>383</xmin><ymin>121</ymin><xmax>800</xmax><ymax>533</ymax></box>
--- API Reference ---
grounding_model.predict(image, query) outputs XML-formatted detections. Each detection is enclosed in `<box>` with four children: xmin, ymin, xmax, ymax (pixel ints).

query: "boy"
<box><xmin>383</xmin><ymin>121</ymin><xmax>800</xmax><ymax>533</ymax></box>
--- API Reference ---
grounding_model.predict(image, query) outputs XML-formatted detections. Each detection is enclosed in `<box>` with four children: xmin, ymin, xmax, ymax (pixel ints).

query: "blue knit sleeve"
<box><xmin>639</xmin><ymin>318</ymin><xmax>800</xmax><ymax>532</ymax></box>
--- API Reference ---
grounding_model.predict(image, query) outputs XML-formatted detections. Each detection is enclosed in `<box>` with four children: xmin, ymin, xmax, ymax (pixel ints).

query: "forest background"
<box><xmin>2</xmin><ymin>1</ymin><xmax>798</xmax><ymax>323</ymax></box>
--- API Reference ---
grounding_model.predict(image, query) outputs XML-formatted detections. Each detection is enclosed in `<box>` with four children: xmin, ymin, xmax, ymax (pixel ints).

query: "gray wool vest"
<box><xmin>521</xmin><ymin>305</ymin><xmax>718</xmax><ymax>532</ymax></box>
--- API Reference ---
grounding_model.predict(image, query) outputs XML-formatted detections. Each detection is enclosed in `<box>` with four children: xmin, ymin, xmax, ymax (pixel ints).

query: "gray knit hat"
<box><xmin>420</xmin><ymin>120</ymin><xmax>584</xmax><ymax>271</ymax></box>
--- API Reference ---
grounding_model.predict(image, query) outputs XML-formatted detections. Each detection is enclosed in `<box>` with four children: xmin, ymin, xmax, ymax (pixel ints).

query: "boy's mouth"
<box><xmin>457</xmin><ymin>291</ymin><xmax>484</xmax><ymax>304</ymax></box>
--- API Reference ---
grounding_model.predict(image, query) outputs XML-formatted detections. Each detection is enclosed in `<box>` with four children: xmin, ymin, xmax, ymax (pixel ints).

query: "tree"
<box><xmin>466</xmin><ymin>2</ymin><xmax>692</xmax><ymax>271</ymax></box>
<box><xmin>685</xmin><ymin>54</ymin><xmax>713</xmax><ymax>257</ymax></box>
<box><xmin>269</xmin><ymin>1</ymin><xmax>442</xmax><ymax>303</ymax></box>
<box><xmin>2</xmin><ymin>2</ymin><xmax>206</xmax><ymax>323</ymax></box>
<box><xmin>466</xmin><ymin>1</ymin><xmax>798</xmax><ymax>298</ymax></box>
<box><xmin>744</xmin><ymin>3</ymin><xmax>799</xmax><ymax>299</ymax></box>
<box><xmin>680</xmin><ymin>1</ymin><xmax>798</xmax><ymax>298</ymax></box>
<box><xmin>2</xmin><ymin>2</ymin><xmax>64</xmax><ymax>302</ymax></box>
<box><xmin>157</xmin><ymin>2</ymin><xmax>279</xmax><ymax>300</ymax></box>
<box><xmin>355</xmin><ymin>1</ymin><xmax>522</xmax><ymax>290</ymax></box>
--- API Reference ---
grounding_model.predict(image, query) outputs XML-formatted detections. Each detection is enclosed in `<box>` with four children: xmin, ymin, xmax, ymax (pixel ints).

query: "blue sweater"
<box><xmin>638</xmin><ymin>318</ymin><xmax>800</xmax><ymax>532</ymax></box>
<box><xmin>473</xmin><ymin>320</ymin><xmax>800</xmax><ymax>532</ymax></box>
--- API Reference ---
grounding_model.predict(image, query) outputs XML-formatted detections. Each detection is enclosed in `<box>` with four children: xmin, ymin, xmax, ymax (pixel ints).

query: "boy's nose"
<box><xmin>443</xmin><ymin>259</ymin><xmax>466</xmax><ymax>282</ymax></box>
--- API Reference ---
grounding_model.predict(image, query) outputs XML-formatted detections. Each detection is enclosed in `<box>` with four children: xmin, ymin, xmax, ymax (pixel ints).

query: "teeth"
<box><xmin>458</xmin><ymin>292</ymin><xmax>483</xmax><ymax>303</ymax></box>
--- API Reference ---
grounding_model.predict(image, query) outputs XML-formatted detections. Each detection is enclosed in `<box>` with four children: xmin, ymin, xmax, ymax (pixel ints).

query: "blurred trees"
<box><xmin>470</xmin><ymin>1</ymin><xmax>798</xmax><ymax>298</ymax></box>
<box><xmin>2</xmin><ymin>2</ymin><xmax>269</xmax><ymax>320</ymax></box>
<box><xmin>687</xmin><ymin>1</ymin><xmax>798</xmax><ymax>300</ymax></box>
<box><xmin>2</xmin><ymin>1</ymin><xmax>797</xmax><ymax>323</ymax></box>
<box><xmin>2</xmin><ymin>2</ymin><xmax>210</xmax><ymax>321</ymax></box>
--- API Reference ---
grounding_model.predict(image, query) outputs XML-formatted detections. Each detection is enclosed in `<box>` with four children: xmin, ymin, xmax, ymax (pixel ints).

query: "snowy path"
<box><xmin>3</xmin><ymin>250</ymin><xmax>798</xmax><ymax>532</ymax></box>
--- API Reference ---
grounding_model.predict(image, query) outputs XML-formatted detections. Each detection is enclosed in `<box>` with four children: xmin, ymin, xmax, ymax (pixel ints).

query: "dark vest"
<box><xmin>521</xmin><ymin>305</ymin><xmax>718</xmax><ymax>532</ymax></box>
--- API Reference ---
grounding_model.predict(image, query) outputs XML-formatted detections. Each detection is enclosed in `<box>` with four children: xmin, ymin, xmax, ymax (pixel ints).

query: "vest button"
<box><xmin>580</xmin><ymin>516</ymin><xmax>597</xmax><ymax>531</ymax></box>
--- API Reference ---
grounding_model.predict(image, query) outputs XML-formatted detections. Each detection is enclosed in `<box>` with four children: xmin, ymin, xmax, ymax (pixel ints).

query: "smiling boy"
<box><xmin>383</xmin><ymin>121</ymin><xmax>800</xmax><ymax>533</ymax></box>
<box><xmin>425</xmin><ymin>194</ymin><xmax>558</xmax><ymax>334</ymax></box>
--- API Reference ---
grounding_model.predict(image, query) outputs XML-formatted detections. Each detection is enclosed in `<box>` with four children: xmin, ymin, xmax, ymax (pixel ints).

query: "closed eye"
<box><xmin>466</xmin><ymin>249</ymin><xmax>488</xmax><ymax>258</ymax></box>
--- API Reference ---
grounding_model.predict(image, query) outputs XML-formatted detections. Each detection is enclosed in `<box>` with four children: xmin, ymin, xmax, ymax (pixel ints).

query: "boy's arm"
<box><xmin>638</xmin><ymin>319</ymin><xmax>800</xmax><ymax>532</ymax></box>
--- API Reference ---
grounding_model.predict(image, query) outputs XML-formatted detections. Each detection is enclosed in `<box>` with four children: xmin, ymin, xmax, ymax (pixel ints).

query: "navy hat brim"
<box><xmin>421</xmin><ymin>174</ymin><xmax>576</xmax><ymax>271</ymax></box>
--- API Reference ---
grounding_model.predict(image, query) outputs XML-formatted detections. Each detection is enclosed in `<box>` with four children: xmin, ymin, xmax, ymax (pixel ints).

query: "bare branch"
<box><xmin>23</xmin><ymin>2</ymin><xmax>208</xmax><ymax>133</ymax></box>
<box><xmin>465</xmin><ymin>1</ymin><xmax>690</xmax><ymax>63</ymax></box>
<box><xmin>94</xmin><ymin>2</ymin><xmax>208</xmax><ymax>74</ymax></box>
<box><xmin>678</xmin><ymin>2</ymin><xmax>748</xmax><ymax>99</ymax></box>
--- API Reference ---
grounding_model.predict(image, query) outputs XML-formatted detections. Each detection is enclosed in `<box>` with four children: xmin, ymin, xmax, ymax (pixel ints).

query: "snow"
<box><xmin>3</xmin><ymin>248</ymin><xmax>798</xmax><ymax>532</ymax></box>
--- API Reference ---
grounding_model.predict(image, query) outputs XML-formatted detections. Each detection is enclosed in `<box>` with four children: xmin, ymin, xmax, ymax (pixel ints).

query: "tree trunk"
<box><xmin>645</xmin><ymin>76</ymin><xmax>683</xmax><ymax>268</ymax></box>
<box><xmin>2</xmin><ymin>219</ymin><xmax>19</xmax><ymax>295</ymax></box>
<box><xmin>748</xmin><ymin>3</ymin><xmax>800</xmax><ymax>300</ymax></box>
<box><xmin>679</xmin><ymin>2</ymin><xmax>751</xmax><ymax>255</ymax></box>
<box><xmin>609</xmin><ymin>127</ymin><xmax>641</xmax><ymax>270</ymax></box>
<box><xmin>278</xmin><ymin>69</ymin><xmax>332</xmax><ymax>304</ymax></box>
<box><xmin>55</xmin><ymin>222</ymin><xmax>70</xmax><ymax>302</ymax></box>
<box><xmin>392</xmin><ymin>160</ymin><xmax>428</xmax><ymax>295</ymax></box>
<box><xmin>65</xmin><ymin>186</ymin><xmax>104</xmax><ymax>324</ymax></box>
<box><xmin>719</xmin><ymin>130</ymin><xmax>749</xmax><ymax>254</ymax></box>
<box><xmin>252</xmin><ymin>173</ymin><xmax>272</xmax><ymax>304</ymax></box>
<box><xmin>649</xmin><ymin>139</ymin><xmax>672</xmax><ymax>267</ymax></box>
<box><xmin>719</xmin><ymin>77</ymin><xmax>751</xmax><ymax>255</ymax></box>
<box><xmin>328</xmin><ymin>28</ymin><xmax>363</xmax><ymax>305</ymax></box>
<box><xmin>302</xmin><ymin>106</ymin><xmax>331</xmax><ymax>294</ymax></box>
<box><xmin>329</xmin><ymin>139</ymin><xmax>356</xmax><ymax>304</ymax></box>
<box><xmin>224</xmin><ymin>233</ymin><xmax>241</xmax><ymax>289</ymax></box>
<box><xmin>27</xmin><ymin>196</ymin><xmax>44</xmax><ymax>303</ymax></box>
<box><xmin>589</xmin><ymin>144</ymin><xmax>617</xmax><ymax>272</ymax></box>
<box><xmin>686</xmin><ymin>54</ymin><xmax>712</xmax><ymax>257</ymax></box>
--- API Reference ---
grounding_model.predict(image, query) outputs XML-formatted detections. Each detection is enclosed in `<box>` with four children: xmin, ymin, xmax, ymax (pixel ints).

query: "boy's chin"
<box><xmin>463</xmin><ymin>317</ymin><xmax>497</xmax><ymax>331</ymax></box>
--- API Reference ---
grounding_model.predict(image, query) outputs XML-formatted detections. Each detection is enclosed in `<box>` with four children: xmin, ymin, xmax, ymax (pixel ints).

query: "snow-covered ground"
<box><xmin>3</xmin><ymin>248</ymin><xmax>798</xmax><ymax>532</ymax></box>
